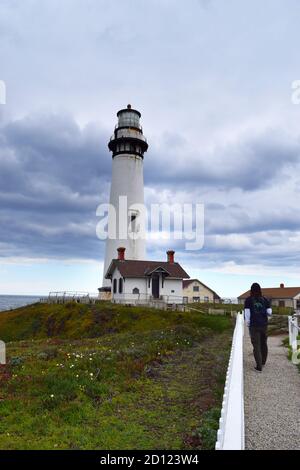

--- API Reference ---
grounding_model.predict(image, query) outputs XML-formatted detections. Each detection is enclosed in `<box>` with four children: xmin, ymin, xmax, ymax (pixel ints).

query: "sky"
<box><xmin>0</xmin><ymin>0</ymin><xmax>300</xmax><ymax>297</ymax></box>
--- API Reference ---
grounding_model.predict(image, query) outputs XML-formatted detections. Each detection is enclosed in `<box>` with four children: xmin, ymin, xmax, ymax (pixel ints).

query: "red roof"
<box><xmin>182</xmin><ymin>279</ymin><xmax>221</xmax><ymax>299</ymax></box>
<box><xmin>238</xmin><ymin>286</ymin><xmax>300</xmax><ymax>300</ymax></box>
<box><xmin>105</xmin><ymin>259</ymin><xmax>190</xmax><ymax>280</ymax></box>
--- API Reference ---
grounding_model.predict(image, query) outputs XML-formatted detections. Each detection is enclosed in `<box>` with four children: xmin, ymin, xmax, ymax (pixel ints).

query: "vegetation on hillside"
<box><xmin>187</xmin><ymin>302</ymin><xmax>293</xmax><ymax>316</ymax></box>
<box><xmin>0</xmin><ymin>302</ymin><xmax>233</xmax><ymax>450</ymax></box>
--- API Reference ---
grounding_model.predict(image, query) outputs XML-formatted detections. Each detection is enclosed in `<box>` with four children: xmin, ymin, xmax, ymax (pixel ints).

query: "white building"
<box><xmin>101</xmin><ymin>105</ymin><xmax>148</xmax><ymax>290</ymax></box>
<box><xmin>105</xmin><ymin>248</ymin><xmax>189</xmax><ymax>305</ymax></box>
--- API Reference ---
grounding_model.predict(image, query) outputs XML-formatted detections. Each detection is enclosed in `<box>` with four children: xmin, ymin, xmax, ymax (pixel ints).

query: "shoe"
<box><xmin>254</xmin><ymin>366</ymin><xmax>262</xmax><ymax>372</ymax></box>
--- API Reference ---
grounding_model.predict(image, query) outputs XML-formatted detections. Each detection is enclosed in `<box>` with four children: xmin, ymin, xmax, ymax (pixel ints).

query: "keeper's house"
<box><xmin>182</xmin><ymin>279</ymin><xmax>221</xmax><ymax>304</ymax></box>
<box><xmin>238</xmin><ymin>283</ymin><xmax>300</xmax><ymax>309</ymax></box>
<box><xmin>105</xmin><ymin>247</ymin><xmax>189</xmax><ymax>305</ymax></box>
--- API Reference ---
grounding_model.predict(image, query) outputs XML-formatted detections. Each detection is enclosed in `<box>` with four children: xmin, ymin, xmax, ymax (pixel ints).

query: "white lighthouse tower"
<box><xmin>102</xmin><ymin>105</ymin><xmax>148</xmax><ymax>287</ymax></box>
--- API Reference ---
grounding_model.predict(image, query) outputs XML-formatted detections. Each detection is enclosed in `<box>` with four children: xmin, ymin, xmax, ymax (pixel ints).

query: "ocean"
<box><xmin>0</xmin><ymin>295</ymin><xmax>41</xmax><ymax>312</ymax></box>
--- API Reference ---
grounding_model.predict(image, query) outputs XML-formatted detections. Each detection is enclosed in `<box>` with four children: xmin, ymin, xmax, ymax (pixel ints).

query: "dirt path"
<box><xmin>244</xmin><ymin>331</ymin><xmax>300</xmax><ymax>450</ymax></box>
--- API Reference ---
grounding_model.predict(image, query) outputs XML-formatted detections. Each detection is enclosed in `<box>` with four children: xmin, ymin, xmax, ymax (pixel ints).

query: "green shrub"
<box><xmin>194</xmin><ymin>407</ymin><xmax>220</xmax><ymax>450</ymax></box>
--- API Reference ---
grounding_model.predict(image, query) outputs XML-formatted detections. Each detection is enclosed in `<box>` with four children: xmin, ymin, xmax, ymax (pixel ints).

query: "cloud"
<box><xmin>1</xmin><ymin>0</ymin><xmax>300</xmax><ymax>290</ymax></box>
<box><xmin>0</xmin><ymin>112</ymin><xmax>111</xmax><ymax>260</ymax></box>
<box><xmin>145</xmin><ymin>128</ymin><xmax>300</xmax><ymax>191</ymax></box>
<box><xmin>0</xmin><ymin>110</ymin><xmax>300</xmax><ymax>276</ymax></box>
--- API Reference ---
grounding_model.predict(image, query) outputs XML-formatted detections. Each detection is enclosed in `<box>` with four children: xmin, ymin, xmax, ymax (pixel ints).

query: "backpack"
<box><xmin>251</xmin><ymin>296</ymin><xmax>268</xmax><ymax>324</ymax></box>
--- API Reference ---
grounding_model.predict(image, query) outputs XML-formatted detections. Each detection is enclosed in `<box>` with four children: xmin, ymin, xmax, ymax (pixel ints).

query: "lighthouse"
<box><xmin>102</xmin><ymin>105</ymin><xmax>148</xmax><ymax>287</ymax></box>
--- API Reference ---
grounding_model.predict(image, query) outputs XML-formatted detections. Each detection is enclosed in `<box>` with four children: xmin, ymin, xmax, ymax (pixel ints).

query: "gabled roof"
<box><xmin>105</xmin><ymin>259</ymin><xmax>190</xmax><ymax>280</ymax></box>
<box><xmin>238</xmin><ymin>287</ymin><xmax>300</xmax><ymax>300</ymax></box>
<box><xmin>182</xmin><ymin>279</ymin><xmax>221</xmax><ymax>299</ymax></box>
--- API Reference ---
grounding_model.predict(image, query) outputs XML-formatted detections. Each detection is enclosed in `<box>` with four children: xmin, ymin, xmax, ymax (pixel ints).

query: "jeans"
<box><xmin>249</xmin><ymin>325</ymin><xmax>268</xmax><ymax>370</ymax></box>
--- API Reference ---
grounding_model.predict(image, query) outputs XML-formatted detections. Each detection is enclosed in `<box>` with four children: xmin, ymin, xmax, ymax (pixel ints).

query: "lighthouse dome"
<box><xmin>117</xmin><ymin>104</ymin><xmax>141</xmax><ymax>129</ymax></box>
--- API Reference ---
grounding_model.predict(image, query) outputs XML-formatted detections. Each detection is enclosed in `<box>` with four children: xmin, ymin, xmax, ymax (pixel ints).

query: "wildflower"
<box><xmin>50</xmin><ymin>394</ymin><xmax>54</xmax><ymax>398</ymax></box>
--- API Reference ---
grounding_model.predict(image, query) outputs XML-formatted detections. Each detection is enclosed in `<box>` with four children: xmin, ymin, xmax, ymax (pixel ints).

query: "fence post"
<box><xmin>292</xmin><ymin>317</ymin><xmax>299</xmax><ymax>353</ymax></box>
<box><xmin>288</xmin><ymin>316</ymin><xmax>293</xmax><ymax>347</ymax></box>
<box><xmin>0</xmin><ymin>340</ymin><xmax>6</xmax><ymax>365</ymax></box>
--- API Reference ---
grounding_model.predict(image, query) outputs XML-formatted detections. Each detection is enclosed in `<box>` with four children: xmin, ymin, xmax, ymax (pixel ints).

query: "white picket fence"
<box><xmin>215</xmin><ymin>312</ymin><xmax>245</xmax><ymax>450</ymax></box>
<box><xmin>288</xmin><ymin>314</ymin><xmax>300</xmax><ymax>353</ymax></box>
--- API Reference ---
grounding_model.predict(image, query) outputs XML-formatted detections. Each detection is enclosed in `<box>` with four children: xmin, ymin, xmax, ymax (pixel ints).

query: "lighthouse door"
<box><xmin>152</xmin><ymin>275</ymin><xmax>160</xmax><ymax>299</ymax></box>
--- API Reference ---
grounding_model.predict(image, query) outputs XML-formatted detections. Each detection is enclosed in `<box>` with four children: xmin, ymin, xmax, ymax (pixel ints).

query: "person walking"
<box><xmin>244</xmin><ymin>283</ymin><xmax>272</xmax><ymax>372</ymax></box>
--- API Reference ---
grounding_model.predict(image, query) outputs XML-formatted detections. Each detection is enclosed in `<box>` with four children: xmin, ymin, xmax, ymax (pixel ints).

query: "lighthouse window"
<box><xmin>130</xmin><ymin>213</ymin><xmax>138</xmax><ymax>232</ymax></box>
<box><xmin>113</xmin><ymin>279</ymin><xmax>117</xmax><ymax>294</ymax></box>
<box><xmin>132</xmin><ymin>288</ymin><xmax>139</xmax><ymax>294</ymax></box>
<box><xmin>118</xmin><ymin>278</ymin><xmax>123</xmax><ymax>294</ymax></box>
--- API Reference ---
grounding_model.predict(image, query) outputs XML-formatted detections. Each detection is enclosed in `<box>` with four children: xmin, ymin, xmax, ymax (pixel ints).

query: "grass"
<box><xmin>187</xmin><ymin>302</ymin><xmax>238</xmax><ymax>315</ymax></box>
<box><xmin>284</xmin><ymin>335</ymin><xmax>300</xmax><ymax>364</ymax></box>
<box><xmin>0</xmin><ymin>302</ymin><xmax>233</xmax><ymax>450</ymax></box>
<box><xmin>187</xmin><ymin>302</ymin><xmax>294</xmax><ymax>316</ymax></box>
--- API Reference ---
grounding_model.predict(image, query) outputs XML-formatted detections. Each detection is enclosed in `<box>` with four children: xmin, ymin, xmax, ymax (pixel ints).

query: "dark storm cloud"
<box><xmin>205</xmin><ymin>207</ymin><xmax>300</xmax><ymax>235</ymax></box>
<box><xmin>0</xmin><ymin>112</ymin><xmax>111</xmax><ymax>260</ymax></box>
<box><xmin>145</xmin><ymin>129</ymin><xmax>300</xmax><ymax>191</ymax></box>
<box><xmin>3</xmin><ymin>112</ymin><xmax>111</xmax><ymax>195</ymax></box>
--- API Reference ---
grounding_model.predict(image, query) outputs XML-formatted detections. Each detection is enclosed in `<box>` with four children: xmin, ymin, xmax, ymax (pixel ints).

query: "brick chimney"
<box><xmin>167</xmin><ymin>250</ymin><xmax>175</xmax><ymax>263</ymax></box>
<box><xmin>117</xmin><ymin>247</ymin><xmax>126</xmax><ymax>261</ymax></box>
<box><xmin>280</xmin><ymin>283</ymin><xmax>284</xmax><ymax>289</ymax></box>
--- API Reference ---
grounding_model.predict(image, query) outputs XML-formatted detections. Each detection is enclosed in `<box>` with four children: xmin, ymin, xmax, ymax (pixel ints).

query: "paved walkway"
<box><xmin>244</xmin><ymin>331</ymin><xmax>300</xmax><ymax>450</ymax></box>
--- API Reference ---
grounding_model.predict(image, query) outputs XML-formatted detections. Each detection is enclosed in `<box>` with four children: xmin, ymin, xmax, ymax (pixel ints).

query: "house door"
<box><xmin>152</xmin><ymin>275</ymin><xmax>160</xmax><ymax>299</ymax></box>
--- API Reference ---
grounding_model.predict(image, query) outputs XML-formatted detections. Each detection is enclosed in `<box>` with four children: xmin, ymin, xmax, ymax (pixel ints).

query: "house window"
<box><xmin>193</xmin><ymin>297</ymin><xmax>200</xmax><ymax>303</ymax></box>
<box><xmin>204</xmin><ymin>296</ymin><xmax>209</xmax><ymax>302</ymax></box>
<box><xmin>113</xmin><ymin>279</ymin><xmax>117</xmax><ymax>294</ymax></box>
<box><xmin>279</xmin><ymin>300</ymin><xmax>285</xmax><ymax>308</ymax></box>
<box><xmin>183</xmin><ymin>297</ymin><xmax>188</xmax><ymax>304</ymax></box>
<box><xmin>118</xmin><ymin>278</ymin><xmax>123</xmax><ymax>294</ymax></box>
<box><xmin>132</xmin><ymin>288</ymin><xmax>139</xmax><ymax>294</ymax></box>
<box><xmin>193</xmin><ymin>286</ymin><xmax>199</xmax><ymax>292</ymax></box>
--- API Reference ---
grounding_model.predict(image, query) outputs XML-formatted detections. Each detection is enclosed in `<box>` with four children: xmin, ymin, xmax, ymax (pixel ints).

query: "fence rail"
<box><xmin>215</xmin><ymin>312</ymin><xmax>245</xmax><ymax>450</ymax></box>
<box><xmin>40</xmin><ymin>291</ymin><xmax>100</xmax><ymax>304</ymax></box>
